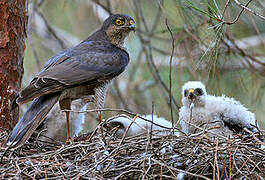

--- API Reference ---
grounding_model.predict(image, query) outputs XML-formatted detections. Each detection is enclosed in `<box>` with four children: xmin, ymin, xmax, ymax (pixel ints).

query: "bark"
<box><xmin>0</xmin><ymin>0</ymin><xmax>27</xmax><ymax>131</ymax></box>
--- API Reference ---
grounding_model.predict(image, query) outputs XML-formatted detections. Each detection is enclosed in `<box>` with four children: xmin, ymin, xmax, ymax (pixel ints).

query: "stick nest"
<box><xmin>0</xmin><ymin>128</ymin><xmax>264</xmax><ymax>179</ymax></box>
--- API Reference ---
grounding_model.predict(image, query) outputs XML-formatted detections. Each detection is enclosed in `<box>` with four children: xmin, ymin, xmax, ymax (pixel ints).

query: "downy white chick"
<box><xmin>179</xmin><ymin>81</ymin><xmax>258</xmax><ymax>137</ymax></box>
<box><xmin>105</xmin><ymin>114</ymin><xmax>178</xmax><ymax>138</ymax></box>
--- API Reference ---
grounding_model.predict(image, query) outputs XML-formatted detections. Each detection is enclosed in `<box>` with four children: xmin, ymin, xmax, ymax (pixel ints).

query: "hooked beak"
<box><xmin>128</xmin><ymin>24</ymin><xmax>136</xmax><ymax>32</ymax></box>
<box><xmin>188</xmin><ymin>88</ymin><xmax>195</xmax><ymax>100</ymax></box>
<box><xmin>124</xmin><ymin>19</ymin><xmax>136</xmax><ymax>32</ymax></box>
<box><xmin>122</xmin><ymin>24</ymin><xmax>136</xmax><ymax>32</ymax></box>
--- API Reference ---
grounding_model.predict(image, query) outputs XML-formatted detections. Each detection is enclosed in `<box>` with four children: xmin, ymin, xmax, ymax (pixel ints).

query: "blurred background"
<box><xmin>23</xmin><ymin>0</ymin><xmax>265</xmax><ymax>131</ymax></box>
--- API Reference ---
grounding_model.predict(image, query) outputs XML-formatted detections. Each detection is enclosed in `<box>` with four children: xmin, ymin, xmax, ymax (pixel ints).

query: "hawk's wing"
<box><xmin>17</xmin><ymin>41</ymin><xmax>129</xmax><ymax>104</ymax></box>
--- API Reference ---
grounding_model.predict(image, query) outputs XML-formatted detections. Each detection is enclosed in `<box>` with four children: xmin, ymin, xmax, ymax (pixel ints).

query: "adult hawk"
<box><xmin>6</xmin><ymin>14</ymin><xmax>135</xmax><ymax>149</ymax></box>
<box><xmin>179</xmin><ymin>81</ymin><xmax>258</xmax><ymax>137</ymax></box>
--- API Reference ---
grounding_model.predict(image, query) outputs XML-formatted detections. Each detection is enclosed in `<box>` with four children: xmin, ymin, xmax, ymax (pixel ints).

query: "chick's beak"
<box><xmin>188</xmin><ymin>88</ymin><xmax>195</xmax><ymax>99</ymax></box>
<box><xmin>128</xmin><ymin>21</ymin><xmax>136</xmax><ymax>32</ymax></box>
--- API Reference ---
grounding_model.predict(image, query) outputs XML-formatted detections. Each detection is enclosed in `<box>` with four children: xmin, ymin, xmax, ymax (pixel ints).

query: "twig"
<box><xmin>243</xmin><ymin>128</ymin><xmax>265</xmax><ymax>146</ymax></box>
<box><xmin>229</xmin><ymin>35</ymin><xmax>265</xmax><ymax>66</ymax></box>
<box><xmin>119</xmin><ymin>115</ymin><xmax>138</xmax><ymax>146</ymax></box>
<box><xmin>36</xmin><ymin>11</ymin><xmax>68</xmax><ymax>49</ymax></box>
<box><xmin>149</xmin><ymin>102</ymin><xmax>154</xmax><ymax>149</ymax></box>
<box><xmin>165</xmin><ymin>18</ymin><xmax>175</xmax><ymax>129</ymax></box>
<box><xmin>214</xmin><ymin>140</ymin><xmax>220</xmax><ymax>180</ymax></box>
<box><xmin>223</xmin><ymin>0</ymin><xmax>253</xmax><ymax>25</ymax></box>
<box><xmin>62</xmin><ymin>108</ymin><xmax>178</xmax><ymax>131</ymax></box>
<box><xmin>28</xmin><ymin>2</ymin><xmax>41</xmax><ymax>70</ymax></box>
<box><xmin>134</xmin><ymin>1</ymin><xmax>180</xmax><ymax>111</ymax></box>
<box><xmin>151</xmin><ymin>158</ymin><xmax>211</xmax><ymax>180</ymax></box>
<box><xmin>233</xmin><ymin>0</ymin><xmax>265</xmax><ymax>21</ymax></box>
<box><xmin>188</xmin><ymin>101</ymin><xmax>194</xmax><ymax>135</ymax></box>
<box><xmin>221</xmin><ymin>0</ymin><xmax>231</xmax><ymax>20</ymax></box>
<box><xmin>92</xmin><ymin>0</ymin><xmax>112</xmax><ymax>15</ymax></box>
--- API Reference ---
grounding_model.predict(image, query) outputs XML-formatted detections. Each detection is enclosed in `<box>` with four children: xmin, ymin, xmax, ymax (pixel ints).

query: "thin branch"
<box><xmin>36</xmin><ymin>11</ymin><xmax>68</xmax><ymax>49</ymax></box>
<box><xmin>223</xmin><ymin>0</ymin><xmax>253</xmax><ymax>25</ymax></box>
<box><xmin>243</xmin><ymin>128</ymin><xmax>265</xmax><ymax>146</ymax></box>
<box><xmin>151</xmin><ymin>158</ymin><xmax>211</xmax><ymax>180</ymax></box>
<box><xmin>224</xmin><ymin>32</ymin><xmax>265</xmax><ymax>66</ymax></box>
<box><xmin>134</xmin><ymin>0</ymin><xmax>180</xmax><ymax>111</ymax></box>
<box><xmin>92</xmin><ymin>0</ymin><xmax>112</xmax><ymax>15</ymax></box>
<box><xmin>119</xmin><ymin>115</ymin><xmax>138</xmax><ymax>146</ymax></box>
<box><xmin>233</xmin><ymin>0</ymin><xmax>265</xmax><ymax>21</ymax></box>
<box><xmin>149</xmin><ymin>102</ymin><xmax>154</xmax><ymax>149</ymax></box>
<box><xmin>221</xmin><ymin>0</ymin><xmax>231</xmax><ymax>20</ymax></box>
<box><xmin>62</xmin><ymin>108</ymin><xmax>181</xmax><ymax>131</ymax></box>
<box><xmin>165</xmin><ymin>18</ymin><xmax>175</xmax><ymax>128</ymax></box>
<box><xmin>214</xmin><ymin>140</ymin><xmax>220</xmax><ymax>180</ymax></box>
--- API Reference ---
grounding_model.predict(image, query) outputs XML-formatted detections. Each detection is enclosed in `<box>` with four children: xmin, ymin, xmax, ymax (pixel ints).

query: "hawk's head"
<box><xmin>182</xmin><ymin>81</ymin><xmax>207</xmax><ymax>108</ymax></box>
<box><xmin>102</xmin><ymin>14</ymin><xmax>135</xmax><ymax>47</ymax></box>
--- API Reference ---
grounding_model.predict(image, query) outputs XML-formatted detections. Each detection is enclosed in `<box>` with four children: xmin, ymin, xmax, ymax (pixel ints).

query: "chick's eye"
<box><xmin>184</xmin><ymin>90</ymin><xmax>188</xmax><ymax>97</ymax></box>
<box><xmin>115</xmin><ymin>19</ymin><xmax>124</xmax><ymax>26</ymax></box>
<box><xmin>129</xmin><ymin>20</ymin><xmax>134</xmax><ymax>25</ymax></box>
<box><xmin>196</xmin><ymin>88</ymin><xmax>203</xmax><ymax>95</ymax></box>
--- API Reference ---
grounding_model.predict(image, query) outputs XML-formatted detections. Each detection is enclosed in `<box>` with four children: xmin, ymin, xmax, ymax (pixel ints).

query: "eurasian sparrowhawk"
<box><xmin>6</xmin><ymin>14</ymin><xmax>135</xmax><ymax>149</ymax></box>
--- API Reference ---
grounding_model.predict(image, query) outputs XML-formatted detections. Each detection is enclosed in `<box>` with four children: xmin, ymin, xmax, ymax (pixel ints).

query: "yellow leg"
<box><xmin>59</xmin><ymin>98</ymin><xmax>73</xmax><ymax>144</ymax></box>
<box><xmin>65</xmin><ymin>111</ymin><xmax>73</xmax><ymax>144</ymax></box>
<box><xmin>98</xmin><ymin>113</ymin><xmax>102</xmax><ymax>123</ymax></box>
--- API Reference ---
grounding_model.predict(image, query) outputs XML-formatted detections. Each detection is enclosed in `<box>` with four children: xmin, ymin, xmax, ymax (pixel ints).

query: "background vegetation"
<box><xmin>24</xmin><ymin>0</ymin><xmax>265</xmax><ymax>130</ymax></box>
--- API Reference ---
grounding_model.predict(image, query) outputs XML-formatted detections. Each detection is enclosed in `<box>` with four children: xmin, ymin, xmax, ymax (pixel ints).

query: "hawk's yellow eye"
<box><xmin>115</xmin><ymin>19</ymin><xmax>124</xmax><ymax>26</ymax></box>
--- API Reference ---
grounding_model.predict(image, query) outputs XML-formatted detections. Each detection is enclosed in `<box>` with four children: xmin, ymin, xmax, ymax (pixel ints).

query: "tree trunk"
<box><xmin>0</xmin><ymin>0</ymin><xmax>27</xmax><ymax>131</ymax></box>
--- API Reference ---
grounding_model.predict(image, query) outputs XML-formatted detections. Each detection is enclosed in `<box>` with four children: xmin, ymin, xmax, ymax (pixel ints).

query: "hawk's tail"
<box><xmin>5</xmin><ymin>92</ymin><xmax>61</xmax><ymax>149</ymax></box>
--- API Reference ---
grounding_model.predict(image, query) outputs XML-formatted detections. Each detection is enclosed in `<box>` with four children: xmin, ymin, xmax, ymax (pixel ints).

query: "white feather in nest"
<box><xmin>37</xmin><ymin>99</ymin><xmax>88</xmax><ymax>143</ymax></box>
<box><xmin>105</xmin><ymin>114</ymin><xmax>179</xmax><ymax>138</ymax></box>
<box><xmin>179</xmin><ymin>81</ymin><xmax>258</xmax><ymax>137</ymax></box>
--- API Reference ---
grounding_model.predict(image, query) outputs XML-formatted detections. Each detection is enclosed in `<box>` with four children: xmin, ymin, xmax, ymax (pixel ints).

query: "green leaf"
<box><xmin>184</xmin><ymin>0</ymin><xmax>224</xmax><ymax>23</ymax></box>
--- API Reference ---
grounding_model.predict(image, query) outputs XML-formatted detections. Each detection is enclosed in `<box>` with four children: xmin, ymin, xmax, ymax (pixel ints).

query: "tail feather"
<box><xmin>5</xmin><ymin>92</ymin><xmax>61</xmax><ymax>149</ymax></box>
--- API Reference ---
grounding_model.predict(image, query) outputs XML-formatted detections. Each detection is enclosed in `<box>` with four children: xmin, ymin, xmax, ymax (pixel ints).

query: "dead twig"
<box><xmin>222</xmin><ymin>0</ymin><xmax>253</xmax><ymax>25</ymax></box>
<box><xmin>165</xmin><ymin>18</ymin><xmax>175</xmax><ymax>129</ymax></box>
<box><xmin>233</xmin><ymin>0</ymin><xmax>265</xmax><ymax>21</ymax></box>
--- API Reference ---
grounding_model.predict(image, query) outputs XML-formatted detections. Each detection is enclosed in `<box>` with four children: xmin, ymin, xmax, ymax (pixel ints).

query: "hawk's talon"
<box><xmin>65</xmin><ymin>137</ymin><xmax>73</xmax><ymax>144</ymax></box>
